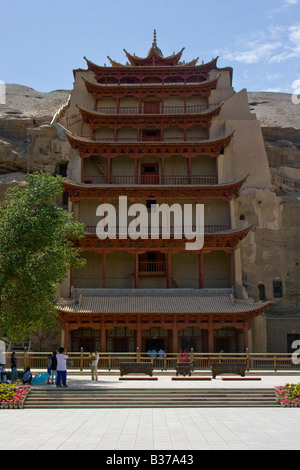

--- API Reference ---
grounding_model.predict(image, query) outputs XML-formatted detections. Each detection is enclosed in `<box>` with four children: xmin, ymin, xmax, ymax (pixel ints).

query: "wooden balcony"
<box><xmin>84</xmin><ymin>225</ymin><xmax>231</xmax><ymax>236</ymax></box>
<box><xmin>138</xmin><ymin>260</ymin><xmax>167</xmax><ymax>275</ymax></box>
<box><xmin>95</xmin><ymin>103</ymin><xmax>218</xmax><ymax>115</ymax></box>
<box><xmin>83</xmin><ymin>174</ymin><xmax>217</xmax><ymax>186</ymax></box>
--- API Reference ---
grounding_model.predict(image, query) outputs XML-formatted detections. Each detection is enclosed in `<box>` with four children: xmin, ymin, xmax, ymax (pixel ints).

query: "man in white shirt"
<box><xmin>56</xmin><ymin>347</ymin><xmax>69</xmax><ymax>387</ymax></box>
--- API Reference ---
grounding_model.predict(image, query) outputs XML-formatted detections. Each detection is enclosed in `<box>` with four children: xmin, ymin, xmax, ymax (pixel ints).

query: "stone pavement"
<box><xmin>1</xmin><ymin>373</ymin><xmax>300</xmax><ymax>450</ymax></box>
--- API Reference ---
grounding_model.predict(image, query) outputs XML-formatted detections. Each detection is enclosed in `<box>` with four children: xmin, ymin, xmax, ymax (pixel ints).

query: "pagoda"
<box><xmin>58</xmin><ymin>31</ymin><xmax>269</xmax><ymax>353</ymax></box>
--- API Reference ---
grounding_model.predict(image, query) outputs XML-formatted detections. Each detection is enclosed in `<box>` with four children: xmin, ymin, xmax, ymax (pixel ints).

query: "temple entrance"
<box><xmin>145</xmin><ymin>338</ymin><xmax>165</xmax><ymax>352</ymax></box>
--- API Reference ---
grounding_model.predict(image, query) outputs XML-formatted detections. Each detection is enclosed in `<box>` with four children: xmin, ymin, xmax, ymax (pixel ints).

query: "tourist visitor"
<box><xmin>0</xmin><ymin>365</ymin><xmax>9</xmax><ymax>384</ymax></box>
<box><xmin>158</xmin><ymin>348</ymin><xmax>165</xmax><ymax>358</ymax></box>
<box><xmin>46</xmin><ymin>354</ymin><xmax>52</xmax><ymax>384</ymax></box>
<box><xmin>50</xmin><ymin>350</ymin><xmax>57</xmax><ymax>384</ymax></box>
<box><xmin>22</xmin><ymin>367</ymin><xmax>32</xmax><ymax>385</ymax></box>
<box><xmin>89</xmin><ymin>350</ymin><xmax>99</xmax><ymax>381</ymax></box>
<box><xmin>56</xmin><ymin>347</ymin><xmax>69</xmax><ymax>388</ymax></box>
<box><xmin>9</xmin><ymin>352</ymin><xmax>18</xmax><ymax>383</ymax></box>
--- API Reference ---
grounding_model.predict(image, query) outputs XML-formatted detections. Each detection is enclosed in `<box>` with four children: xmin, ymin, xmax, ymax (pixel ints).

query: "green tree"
<box><xmin>0</xmin><ymin>172</ymin><xmax>86</xmax><ymax>341</ymax></box>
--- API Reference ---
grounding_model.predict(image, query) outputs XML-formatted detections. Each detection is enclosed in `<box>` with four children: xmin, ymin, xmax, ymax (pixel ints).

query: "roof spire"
<box><xmin>153</xmin><ymin>29</ymin><xmax>157</xmax><ymax>46</ymax></box>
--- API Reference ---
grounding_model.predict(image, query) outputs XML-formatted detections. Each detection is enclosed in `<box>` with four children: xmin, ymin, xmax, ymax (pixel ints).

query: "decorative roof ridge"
<box><xmin>83</xmin><ymin>55</ymin><xmax>219</xmax><ymax>70</ymax></box>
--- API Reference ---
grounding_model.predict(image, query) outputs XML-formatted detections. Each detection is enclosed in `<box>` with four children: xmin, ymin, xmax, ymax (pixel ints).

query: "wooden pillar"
<box><xmin>232</xmin><ymin>249</ymin><xmax>236</xmax><ymax>286</ymax></box>
<box><xmin>136</xmin><ymin>324</ymin><xmax>142</xmax><ymax>351</ymax></box>
<box><xmin>134</xmin><ymin>157</ymin><xmax>138</xmax><ymax>184</ymax></box>
<box><xmin>117</xmin><ymin>97</ymin><xmax>120</xmax><ymax>114</ymax></box>
<box><xmin>208</xmin><ymin>324</ymin><xmax>214</xmax><ymax>353</ymax></box>
<box><xmin>243</xmin><ymin>322</ymin><xmax>249</xmax><ymax>351</ymax></box>
<box><xmin>172</xmin><ymin>325</ymin><xmax>178</xmax><ymax>353</ymax></box>
<box><xmin>135</xmin><ymin>253</ymin><xmax>139</xmax><ymax>288</ymax></box>
<box><xmin>199</xmin><ymin>252</ymin><xmax>204</xmax><ymax>288</ymax></box>
<box><xmin>188</xmin><ymin>157</ymin><xmax>191</xmax><ymax>183</ymax></box>
<box><xmin>101</xmin><ymin>327</ymin><xmax>106</xmax><ymax>352</ymax></box>
<box><xmin>167</xmin><ymin>252</ymin><xmax>172</xmax><ymax>288</ymax></box>
<box><xmin>161</xmin><ymin>157</ymin><xmax>165</xmax><ymax>184</ymax></box>
<box><xmin>81</xmin><ymin>157</ymin><xmax>84</xmax><ymax>183</ymax></box>
<box><xmin>108</xmin><ymin>157</ymin><xmax>111</xmax><ymax>183</ymax></box>
<box><xmin>64</xmin><ymin>325</ymin><xmax>70</xmax><ymax>352</ymax></box>
<box><xmin>102</xmin><ymin>252</ymin><xmax>106</xmax><ymax>288</ymax></box>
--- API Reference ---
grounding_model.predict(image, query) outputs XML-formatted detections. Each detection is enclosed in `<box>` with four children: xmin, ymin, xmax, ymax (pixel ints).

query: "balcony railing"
<box><xmin>84</xmin><ymin>225</ymin><xmax>231</xmax><ymax>236</ymax></box>
<box><xmin>138</xmin><ymin>261</ymin><xmax>167</xmax><ymax>274</ymax></box>
<box><xmin>95</xmin><ymin>103</ymin><xmax>219</xmax><ymax>115</ymax></box>
<box><xmin>83</xmin><ymin>174</ymin><xmax>217</xmax><ymax>185</ymax></box>
<box><xmin>90</xmin><ymin>136</ymin><xmax>207</xmax><ymax>143</ymax></box>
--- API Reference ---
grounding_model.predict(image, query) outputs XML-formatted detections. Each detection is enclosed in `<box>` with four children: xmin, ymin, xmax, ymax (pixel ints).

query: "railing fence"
<box><xmin>3</xmin><ymin>352</ymin><xmax>300</xmax><ymax>372</ymax></box>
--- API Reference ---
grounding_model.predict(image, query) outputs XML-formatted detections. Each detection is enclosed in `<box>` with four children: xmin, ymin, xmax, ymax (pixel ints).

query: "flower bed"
<box><xmin>0</xmin><ymin>383</ymin><xmax>31</xmax><ymax>409</ymax></box>
<box><xmin>274</xmin><ymin>383</ymin><xmax>300</xmax><ymax>407</ymax></box>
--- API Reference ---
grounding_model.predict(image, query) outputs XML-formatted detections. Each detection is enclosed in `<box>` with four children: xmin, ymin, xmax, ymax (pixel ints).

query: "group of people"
<box><xmin>0</xmin><ymin>347</ymin><xmax>70</xmax><ymax>387</ymax></box>
<box><xmin>46</xmin><ymin>347</ymin><xmax>70</xmax><ymax>387</ymax></box>
<box><xmin>147</xmin><ymin>348</ymin><xmax>165</xmax><ymax>358</ymax></box>
<box><xmin>0</xmin><ymin>351</ymin><xmax>20</xmax><ymax>384</ymax></box>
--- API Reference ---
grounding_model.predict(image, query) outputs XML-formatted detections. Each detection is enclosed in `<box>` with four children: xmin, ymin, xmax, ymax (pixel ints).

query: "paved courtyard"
<box><xmin>1</xmin><ymin>374</ymin><xmax>300</xmax><ymax>450</ymax></box>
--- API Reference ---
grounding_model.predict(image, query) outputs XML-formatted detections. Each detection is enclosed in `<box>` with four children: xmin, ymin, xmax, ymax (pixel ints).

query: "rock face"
<box><xmin>245</xmin><ymin>92</ymin><xmax>300</xmax><ymax>352</ymax></box>
<box><xmin>0</xmin><ymin>85</ymin><xmax>299</xmax><ymax>352</ymax></box>
<box><xmin>0</xmin><ymin>84</ymin><xmax>71</xmax><ymax>177</ymax></box>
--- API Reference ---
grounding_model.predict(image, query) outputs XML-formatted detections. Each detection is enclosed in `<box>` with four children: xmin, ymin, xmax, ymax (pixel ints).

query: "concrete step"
<box><xmin>23</xmin><ymin>388</ymin><xmax>279</xmax><ymax>408</ymax></box>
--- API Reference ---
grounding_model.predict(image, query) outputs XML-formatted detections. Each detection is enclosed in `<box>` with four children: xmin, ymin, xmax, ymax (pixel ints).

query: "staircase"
<box><xmin>23</xmin><ymin>388</ymin><xmax>279</xmax><ymax>409</ymax></box>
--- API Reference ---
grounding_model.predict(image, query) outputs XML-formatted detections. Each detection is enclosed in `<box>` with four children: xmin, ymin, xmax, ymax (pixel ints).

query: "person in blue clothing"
<box><xmin>22</xmin><ymin>367</ymin><xmax>32</xmax><ymax>385</ymax></box>
<box><xmin>56</xmin><ymin>347</ymin><xmax>69</xmax><ymax>388</ymax></box>
<box><xmin>9</xmin><ymin>352</ymin><xmax>18</xmax><ymax>383</ymax></box>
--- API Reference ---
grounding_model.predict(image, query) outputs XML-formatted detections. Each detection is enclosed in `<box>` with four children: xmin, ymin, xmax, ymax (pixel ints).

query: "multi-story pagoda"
<box><xmin>58</xmin><ymin>32</ymin><xmax>270</xmax><ymax>353</ymax></box>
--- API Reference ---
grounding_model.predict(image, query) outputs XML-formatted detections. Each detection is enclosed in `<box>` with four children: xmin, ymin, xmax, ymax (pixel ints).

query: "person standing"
<box><xmin>89</xmin><ymin>350</ymin><xmax>99</xmax><ymax>381</ymax></box>
<box><xmin>9</xmin><ymin>352</ymin><xmax>18</xmax><ymax>383</ymax></box>
<box><xmin>50</xmin><ymin>351</ymin><xmax>57</xmax><ymax>385</ymax></box>
<box><xmin>56</xmin><ymin>347</ymin><xmax>68</xmax><ymax>388</ymax></box>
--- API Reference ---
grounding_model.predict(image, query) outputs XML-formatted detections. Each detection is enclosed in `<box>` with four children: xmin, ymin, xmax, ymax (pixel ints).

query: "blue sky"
<box><xmin>0</xmin><ymin>0</ymin><xmax>299</xmax><ymax>94</ymax></box>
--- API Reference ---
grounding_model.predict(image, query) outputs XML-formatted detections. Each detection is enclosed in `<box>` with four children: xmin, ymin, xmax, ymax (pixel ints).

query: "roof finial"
<box><xmin>153</xmin><ymin>29</ymin><xmax>157</xmax><ymax>46</ymax></box>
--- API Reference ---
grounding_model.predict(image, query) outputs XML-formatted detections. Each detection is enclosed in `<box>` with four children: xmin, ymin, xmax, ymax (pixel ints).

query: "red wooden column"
<box><xmin>101</xmin><ymin>327</ymin><xmax>106</xmax><ymax>352</ymax></box>
<box><xmin>134</xmin><ymin>157</ymin><xmax>138</xmax><ymax>184</ymax></box>
<box><xmin>136</xmin><ymin>324</ymin><xmax>142</xmax><ymax>350</ymax></box>
<box><xmin>161</xmin><ymin>157</ymin><xmax>165</xmax><ymax>184</ymax></box>
<box><xmin>135</xmin><ymin>253</ymin><xmax>139</xmax><ymax>288</ymax></box>
<box><xmin>107</xmin><ymin>157</ymin><xmax>111</xmax><ymax>183</ymax></box>
<box><xmin>199</xmin><ymin>252</ymin><xmax>204</xmax><ymax>288</ymax></box>
<box><xmin>167</xmin><ymin>253</ymin><xmax>172</xmax><ymax>288</ymax></box>
<box><xmin>187</xmin><ymin>157</ymin><xmax>191</xmax><ymax>183</ymax></box>
<box><xmin>243</xmin><ymin>322</ymin><xmax>249</xmax><ymax>351</ymax></box>
<box><xmin>172</xmin><ymin>324</ymin><xmax>178</xmax><ymax>353</ymax></box>
<box><xmin>102</xmin><ymin>252</ymin><xmax>106</xmax><ymax>288</ymax></box>
<box><xmin>208</xmin><ymin>324</ymin><xmax>214</xmax><ymax>353</ymax></box>
<box><xmin>64</xmin><ymin>324</ymin><xmax>70</xmax><ymax>351</ymax></box>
